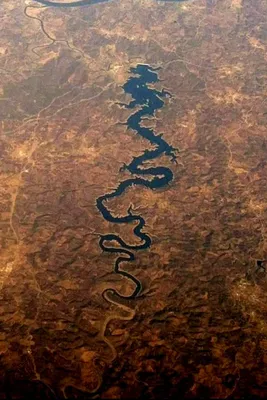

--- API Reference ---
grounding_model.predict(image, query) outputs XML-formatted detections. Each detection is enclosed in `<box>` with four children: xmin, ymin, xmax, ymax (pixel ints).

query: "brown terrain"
<box><xmin>1</xmin><ymin>0</ymin><xmax>267</xmax><ymax>398</ymax></box>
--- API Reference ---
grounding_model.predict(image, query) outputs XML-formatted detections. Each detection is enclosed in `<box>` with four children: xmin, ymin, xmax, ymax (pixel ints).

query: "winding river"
<box><xmin>33</xmin><ymin>0</ymin><xmax>187</xmax><ymax>7</ymax></box>
<box><xmin>97</xmin><ymin>64</ymin><xmax>176</xmax><ymax>301</ymax></box>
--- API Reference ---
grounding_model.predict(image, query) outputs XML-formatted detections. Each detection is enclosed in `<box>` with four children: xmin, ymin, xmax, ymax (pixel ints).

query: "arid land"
<box><xmin>0</xmin><ymin>0</ymin><xmax>267</xmax><ymax>398</ymax></box>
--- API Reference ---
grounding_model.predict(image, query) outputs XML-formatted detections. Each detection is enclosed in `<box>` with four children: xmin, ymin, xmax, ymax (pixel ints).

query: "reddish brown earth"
<box><xmin>0</xmin><ymin>0</ymin><xmax>267</xmax><ymax>398</ymax></box>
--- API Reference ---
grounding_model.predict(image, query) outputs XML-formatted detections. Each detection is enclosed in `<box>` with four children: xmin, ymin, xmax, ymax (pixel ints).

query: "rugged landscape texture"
<box><xmin>0</xmin><ymin>0</ymin><xmax>267</xmax><ymax>398</ymax></box>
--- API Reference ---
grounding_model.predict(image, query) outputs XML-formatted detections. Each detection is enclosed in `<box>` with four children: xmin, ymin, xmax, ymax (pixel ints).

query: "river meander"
<box><xmin>97</xmin><ymin>64</ymin><xmax>176</xmax><ymax>300</ymax></box>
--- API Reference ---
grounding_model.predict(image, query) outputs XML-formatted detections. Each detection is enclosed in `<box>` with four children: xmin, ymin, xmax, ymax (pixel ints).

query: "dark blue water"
<box><xmin>34</xmin><ymin>0</ymin><xmax>187</xmax><ymax>7</ymax></box>
<box><xmin>97</xmin><ymin>64</ymin><xmax>177</xmax><ymax>299</ymax></box>
<box><xmin>33</xmin><ymin>0</ymin><xmax>108</xmax><ymax>7</ymax></box>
